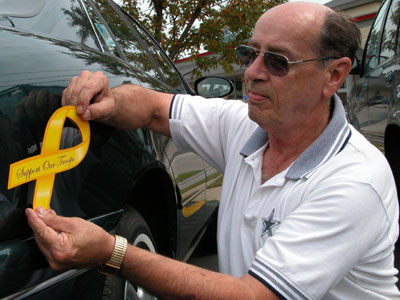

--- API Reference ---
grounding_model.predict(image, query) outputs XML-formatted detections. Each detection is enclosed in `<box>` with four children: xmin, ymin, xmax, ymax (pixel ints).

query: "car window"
<box><xmin>380</xmin><ymin>0</ymin><xmax>400</xmax><ymax>64</ymax></box>
<box><xmin>83</xmin><ymin>0</ymin><xmax>121</xmax><ymax>57</ymax></box>
<box><xmin>124</xmin><ymin>14</ymin><xmax>185</xmax><ymax>92</ymax></box>
<box><xmin>0</xmin><ymin>0</ymin><xmax>100</xmax><ymax>51</ymax></box>
<box><xmin>363</xmin><ymin>0</ymin><xmax>389</xmax><ymax>73</ymax></box>
<box><xmin>0</xmin><ymin>0</ymin><xmax>45</xmax><ymax>17</ymax></box>
<box><xmin>0</xmin><ymin>87</ymin><xmax>64</xmax><ymax>241</ymax></box>
<box><xmin>0</xmin><ymin>87</ymin><xmax>150</xmax><ymax>241</ymax></box>
<box><xmin>90</xmin><ymin>0</ymin><xmax>160</xmax><ymax>78</ymax></box>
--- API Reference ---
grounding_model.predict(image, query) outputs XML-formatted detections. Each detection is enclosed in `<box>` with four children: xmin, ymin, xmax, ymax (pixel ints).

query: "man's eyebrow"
<box><xmin>247</xmin><ymin>39</ymin><xmax>259</xmax><ymax>48</ymax></box>
<box><xmin>247</xmin><ymin>39</ymin><xmax>291</xmax><ymax>56</ymax></box>
<box><xmin>268</xmin><ymin>46</ymin><xmax>289</xmax><ymax>54</ymax></box>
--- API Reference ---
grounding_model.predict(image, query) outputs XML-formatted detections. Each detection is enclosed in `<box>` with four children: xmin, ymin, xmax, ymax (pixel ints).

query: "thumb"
<box><xmin>25</xmin><ymin>207</ymin><xmax>60</xmax><ymax>249</ymax></box>
<box><xmin>35</xmin><ymin>206</ymin><xmax>77</xmax><ymax>233</ymax></box>
<box><xmin>83</xmin><ymin>95</ymin><xmax>115</xmax><ymax>122</ymax></box>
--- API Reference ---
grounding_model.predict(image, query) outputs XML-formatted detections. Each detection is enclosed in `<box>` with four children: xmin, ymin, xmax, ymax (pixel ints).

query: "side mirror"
<box><xmin>194</xmin><ymin>76</ymin><xmax>234</xmax><ymax>98</ymax></box>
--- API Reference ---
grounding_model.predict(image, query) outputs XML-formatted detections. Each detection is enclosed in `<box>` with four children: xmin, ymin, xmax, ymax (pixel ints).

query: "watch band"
<box><xmin>98</xmin><ymin>235</ymin><xmax>128</xmax><ymax>276</ymax></box>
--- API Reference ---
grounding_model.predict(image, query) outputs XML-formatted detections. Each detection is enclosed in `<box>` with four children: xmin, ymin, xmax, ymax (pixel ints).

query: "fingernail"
<box><xmin>83</xmin><ymin>109</ymin><xmax>91</xmax><ymax>120</ymax></box>
<box><xmin>36</xmin><ymin>206</ymin><xmax>48</xmax><ymax>217</ymax></box>
<box><xmin>77</xmin><ymin>105</ymin><xmax>83</xmax><ymax>114</ymax></box>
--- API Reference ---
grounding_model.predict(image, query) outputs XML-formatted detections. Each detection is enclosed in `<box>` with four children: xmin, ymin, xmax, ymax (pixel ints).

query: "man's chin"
<box><xmin>248</xmin><ymin>107</ymin><xmax>263</xmax><ymax>124</ymax></box>
<box><xmin>248</xmin><ymin>106</ymin><xmax>274</xmax><ymax>129</ymax></box>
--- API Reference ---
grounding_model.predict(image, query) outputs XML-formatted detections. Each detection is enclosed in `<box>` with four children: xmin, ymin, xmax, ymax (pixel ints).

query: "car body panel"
<box><xmin>348</xmin><ymin>0</ymin><xmax>400</xmax><ymax>276</ymax></box>
<box><xmin>348</xmin><ymin>0</ymin><xmax>399</xmax><ymax>150</ymax></box>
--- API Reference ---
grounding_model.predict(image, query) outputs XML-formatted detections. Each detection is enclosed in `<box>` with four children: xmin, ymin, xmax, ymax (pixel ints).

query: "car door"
<box><xmin>0</xmin><ymin>0</ymin><xmax>150</xmax><ymax>298</ymax></box>
<box><xmin>88</xmin><ymin>0</ymin><xmax>214</xmax><ymax>261</ymax></box>
<box><xmin>122</xmin><ymin>13</ymin><xmax>221</xmax><ymax>260</ymax></box>
<box><xmin>394</xmin><ymin>18</ymin><xmax>400</xmax><ymax>112</ymax></box>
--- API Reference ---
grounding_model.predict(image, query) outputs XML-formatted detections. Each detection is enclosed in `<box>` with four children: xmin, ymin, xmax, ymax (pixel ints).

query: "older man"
<box><xmin>26</xmin><ymin>2</ymin><xmax>400</xmax><ymax>299</ymax></box>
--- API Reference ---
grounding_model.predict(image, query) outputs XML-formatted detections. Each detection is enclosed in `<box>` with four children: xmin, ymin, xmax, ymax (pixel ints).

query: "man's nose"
<box><xmin>244</xmin><ymin>55</ymin><xmax>270</xmax><ymax>82</ymax></box>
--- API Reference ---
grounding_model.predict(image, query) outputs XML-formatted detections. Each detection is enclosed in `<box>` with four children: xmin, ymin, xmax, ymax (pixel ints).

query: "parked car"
<box><xmin>347</xmin><ymin>0</ymin><xmax>400</xmax><ymax>273</ymax></box>
<box><xmin>0</xmin><ymin>0</ymin><xmax>233</xmax><ymax>299</ymax></box>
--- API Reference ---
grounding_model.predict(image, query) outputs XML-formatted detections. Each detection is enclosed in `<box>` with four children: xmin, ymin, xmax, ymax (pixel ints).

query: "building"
<box><xmin>325</xmin><ymin>0</ymin><xmax>382</xmax><ymax>48</ymax></box>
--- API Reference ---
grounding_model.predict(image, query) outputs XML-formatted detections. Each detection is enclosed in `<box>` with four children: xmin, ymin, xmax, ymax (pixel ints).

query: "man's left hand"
<box><xmin>25</xmin><ymin>207</ymin><xmax>115</xmax><ymax>271</ymax></box>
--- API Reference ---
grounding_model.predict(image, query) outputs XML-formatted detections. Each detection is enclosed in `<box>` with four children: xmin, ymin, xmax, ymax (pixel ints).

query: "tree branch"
<box><xmin>168</xmin><ymin>0</ymin><xmax>208</xmax><ymax>60</ymax></box>
<box><xmin>152</xmin><ymin>0</ymin><xmax>164</xmax><ymax>43</ymax></box>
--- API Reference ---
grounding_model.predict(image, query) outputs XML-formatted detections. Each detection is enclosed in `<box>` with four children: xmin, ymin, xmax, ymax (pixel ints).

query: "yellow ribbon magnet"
<box><xmin>8</xmin><ymin>106</ymin><xmax>90</xmax><ymax>211</ymax></box>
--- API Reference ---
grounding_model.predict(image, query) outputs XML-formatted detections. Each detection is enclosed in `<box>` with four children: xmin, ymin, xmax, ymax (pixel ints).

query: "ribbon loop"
<box><xmin>8</xmin><ymin>106</ymin><xmax>90</xmax><ymax>210</ymax></box>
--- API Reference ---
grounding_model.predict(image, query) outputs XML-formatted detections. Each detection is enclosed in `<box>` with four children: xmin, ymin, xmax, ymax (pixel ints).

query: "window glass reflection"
<box><xmin>380</xmin><ymin>0</ymin><xmax>399</xmax><ymax>63</ymax></box>
<box><xmin>363</xmin><ymin>0</ymin><xmax>388</xmax><ymax>73</ymax></box>
<box><xmin>84</xmin><ymin>0</ymin><xmax>121</xmax><ymax>57</ymax></box>
<box><xmin>124</xmin><ymin>15</ymin><xmax>185</xmax><ymax>91</ymax></box>
<box><xmin>0</xmin><ymin>0</ymin><xmax>100</xmax><ymax>50</ymax></box>
<box><xmin>92</xmin><ymin>0</ymin><xmax>159</xmax><ymax>77</ymax></box>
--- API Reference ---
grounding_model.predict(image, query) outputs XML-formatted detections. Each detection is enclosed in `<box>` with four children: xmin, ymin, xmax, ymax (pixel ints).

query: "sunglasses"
<box><xmin>236</xmin><ymin>45</ymin><xmax>339</xmax><ymax>77</ymax></box>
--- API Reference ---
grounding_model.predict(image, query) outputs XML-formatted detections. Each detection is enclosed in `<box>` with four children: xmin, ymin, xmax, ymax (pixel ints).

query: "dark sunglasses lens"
<box><xmin>236</xmin><ymin>46</ymin><xmax>255</xmax><ymax>67</ymax></box>
<box><xmin>264</xmin><ymin>53</ymin><xmax>289</xmax><ymax>77</ymax></box>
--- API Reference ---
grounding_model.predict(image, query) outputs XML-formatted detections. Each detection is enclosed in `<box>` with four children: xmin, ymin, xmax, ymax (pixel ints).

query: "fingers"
<box><xmin>26</xmin><ymin>207</ymin><xmax>81</xmax><ymax>270</ymax></box>
<box><xmin>25</xmin><ymin>207</ymin><xmax>63</xmax><ymax>268</ymax></box>
<box><xmin>62</xmin><ymin>76</ymin><xmax>78</xmax><ymax>107</ymax></box>
<box><xmin>85</xmin><ymin>95</ymin><xmax>115</xmax><ymax>121</ymax></box>
<box><xmin>62</xmin><ymin>70</ymin><xmax>112</xmax><ymax>120</ymax></box>
<box><xmin>26</xmin><ymin>208</ymin><xmax>60</xmax><ymax>247</ymax></box>
<box><xmin>26</xmin><ymin>207</ymin><xmax>112</xmax><ymax>269</ymax></box>
<box><xmin>35</xmin><ymin>206</ymin><xmax>77</xmax><ymax>233</ymax></box>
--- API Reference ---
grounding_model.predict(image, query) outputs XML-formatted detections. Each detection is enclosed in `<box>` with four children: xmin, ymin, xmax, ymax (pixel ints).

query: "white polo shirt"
<box><xmin>169</xmin><ymin>94</ymin><xmax>400</xmax><ymax>300</ymax></box>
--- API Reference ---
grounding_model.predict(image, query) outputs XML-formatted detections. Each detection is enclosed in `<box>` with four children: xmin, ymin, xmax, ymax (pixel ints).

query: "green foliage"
<box><xmin>119</xmin><ymin>0</ymin><xmax>286</xmax><ymax>77</ymax></box>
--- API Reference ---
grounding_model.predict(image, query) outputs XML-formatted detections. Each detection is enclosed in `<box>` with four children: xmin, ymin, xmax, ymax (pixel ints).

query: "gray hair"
<box><xmin>318</xmin><ymin>12</ymin><xmax>361</xmax><ymax>63</ymax></box>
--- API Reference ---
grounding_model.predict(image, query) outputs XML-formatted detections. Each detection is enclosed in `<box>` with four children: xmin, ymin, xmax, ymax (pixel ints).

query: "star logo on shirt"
<box><xmin>261</xmin><ymin>209</ymin><xmax>281</xmax><ymax>238</ymax></box>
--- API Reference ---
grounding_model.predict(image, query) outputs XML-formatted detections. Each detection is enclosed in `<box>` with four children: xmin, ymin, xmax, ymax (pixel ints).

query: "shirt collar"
<box><xmin>240</xmin><ymin>94</ymin><xmax>352</xmax><ymax>180</ymax></box>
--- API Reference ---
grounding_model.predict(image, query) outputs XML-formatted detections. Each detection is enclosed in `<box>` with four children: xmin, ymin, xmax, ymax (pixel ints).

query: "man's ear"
<box><xmin>322</xmin><ymin>57</ymin><xmax>352</xmax><ymax>99</ymax></box>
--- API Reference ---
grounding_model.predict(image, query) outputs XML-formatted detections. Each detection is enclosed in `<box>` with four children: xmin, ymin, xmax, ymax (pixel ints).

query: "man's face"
<box><xmin>244</xmin><ymin>5</ymin><xmax>330</xmax><ymax>133</ymax></box>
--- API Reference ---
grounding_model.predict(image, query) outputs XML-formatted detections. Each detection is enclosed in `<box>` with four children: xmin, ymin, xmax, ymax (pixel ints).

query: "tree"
<box><xmin>119</xmin><ymin>0</ymin><xmax>286</xmax><ymax>77</ymax></box>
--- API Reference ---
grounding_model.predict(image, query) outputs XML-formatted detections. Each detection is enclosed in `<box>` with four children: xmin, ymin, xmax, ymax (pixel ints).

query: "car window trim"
<box><xmin>119</xmin><ymin>9</ymin><xmax>167</xmax><ymax>79</ymax></box>
<box><xmin>120</xmin><ymin>9</ymin><xmax>191</xmax><ymax>92</ymax></box>
<box><xmin>3</xmin><ymin>269</ymin><xmax>88</xmax><ymax>300</ymax></box>
<box><xmin>391</xmin><ymin>0</ymin><xmax>400</xmax><ymax>56</ymax></box>
<box><xmin>84</xmin><ymin>0</ymin><xmax>127</xmax><ymax>60</ymax></box>
<box><xmin>105</xmin><ymin>0</ymin><xmax>167</xmax><ymax>82</ymax></box>
<box><xmin>378</xmin><ymin>0</ymin><xmax>398</xmax><ymax>64</ymax></box>
<box><xmin>361</xmin><ymin>0</ymin><xmax>389</xmax><ymax>75</ymax></box>
<box><xmin>78</xmin><ymin>0</ymin><xmax>104</xmax><ymax>52</ymax></box>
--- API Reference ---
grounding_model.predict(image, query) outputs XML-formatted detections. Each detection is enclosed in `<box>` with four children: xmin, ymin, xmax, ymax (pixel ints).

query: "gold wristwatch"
<box><xmin>98</xmin><ymin>235</ymin><xmax>128</xmax><ymax>276</ymax></box>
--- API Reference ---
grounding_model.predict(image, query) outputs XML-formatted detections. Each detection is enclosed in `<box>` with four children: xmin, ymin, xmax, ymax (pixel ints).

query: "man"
<box><xmin>26</xmin><ymin>2</ymin><xmax>400</xmax><ymax>299</ymax></box>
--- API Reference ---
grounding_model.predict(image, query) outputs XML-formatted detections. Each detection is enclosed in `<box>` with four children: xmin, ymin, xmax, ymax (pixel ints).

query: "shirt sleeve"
<box><xmin>169</xmin><ymin>94</ymin><xmax>253</xmax><ymax>172</ymax></box>
<box><xmin>248</xmin><ymin>179</ymin><xmax>394</xmax><ymax>300</ymax></box>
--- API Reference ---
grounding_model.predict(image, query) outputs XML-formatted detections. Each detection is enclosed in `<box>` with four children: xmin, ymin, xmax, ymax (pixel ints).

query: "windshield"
<box><xmin>0</xmin><ymin>0</ymin><xmax>45</xmax><ymax>17</ymax></box>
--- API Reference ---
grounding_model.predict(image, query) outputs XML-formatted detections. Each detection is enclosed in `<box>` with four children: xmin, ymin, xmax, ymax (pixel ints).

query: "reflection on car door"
<box><xmin>159</xmin><ymin>137</ymin><xmax>206</xmax><ymax>260</ymax></box>
<box><xmin>352</xmin><ymin>0</ymin><xmax>388</xmax><ymax>147</ymax></box>
<box><xmin>367</xmin><ymin>0</ymin><xmax>398</xmax><ymax>148</ymax></box>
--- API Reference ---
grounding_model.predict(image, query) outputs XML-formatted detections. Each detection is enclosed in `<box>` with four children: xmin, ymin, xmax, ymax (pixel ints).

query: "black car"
<box><xmin>0</xmin><ymin>0</ymin><xmax>233</xmax><ymax>299</ymax></box>
<box><xmin>347</xmin><ymin>0</ymin><xmax>400</xmax><ymax>274</ymax></box>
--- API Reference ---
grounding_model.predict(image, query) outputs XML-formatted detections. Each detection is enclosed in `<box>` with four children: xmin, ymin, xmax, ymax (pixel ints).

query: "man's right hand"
<box><xmin>62</xmin><ymin>70</ymin><xmax>116</xmax><ymax>122</ymax></box>
<box><xmin>62</xmin><ymin>70</ymin><xmax>173</xmax><ymax>135</ymax></box>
